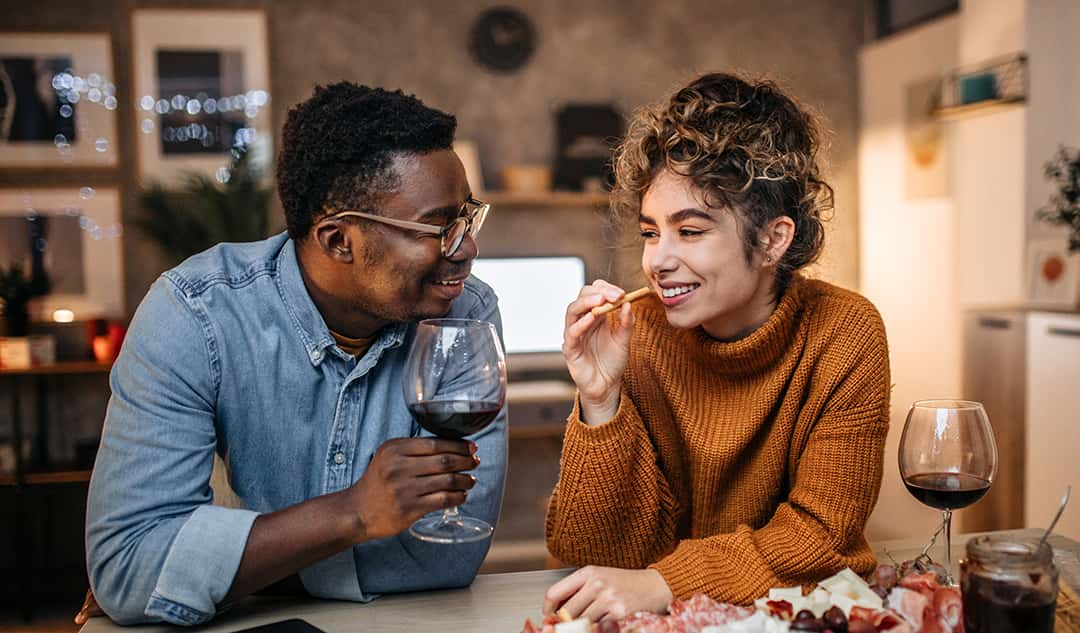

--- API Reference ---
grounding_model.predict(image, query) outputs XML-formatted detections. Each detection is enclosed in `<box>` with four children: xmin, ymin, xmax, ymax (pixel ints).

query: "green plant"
<box><xmin>1037</xmin><ymin>145</ymin><xmax>1080</xmax><ymax>253</ymax></box>
<box><xmin>0</xmin><ymin>262</ymin><xmax>37</xmax><ymax>336</ymax></box>
<box><xmin>133</xmin><ymin>147</ymin><xmax>274</xmax><ymax>266</ymax></box>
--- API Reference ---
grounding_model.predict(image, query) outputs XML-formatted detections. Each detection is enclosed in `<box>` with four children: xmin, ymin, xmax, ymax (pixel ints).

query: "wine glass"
<box><xmin>899</xmin><ymin>399</ymin><xmax>998</xmax><ymax>583</ymax></box>
<box><xmin>401</xmin><ymin>318</ymin><xmax>507</xmax><ymax>544</ymax></box>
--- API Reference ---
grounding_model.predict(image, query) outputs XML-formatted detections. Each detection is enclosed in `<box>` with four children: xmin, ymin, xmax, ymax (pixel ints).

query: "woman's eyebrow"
<box><xmin>640</xmin><ymin>208</ymin><xmax>716</xmax><ymax>224</ymax></box>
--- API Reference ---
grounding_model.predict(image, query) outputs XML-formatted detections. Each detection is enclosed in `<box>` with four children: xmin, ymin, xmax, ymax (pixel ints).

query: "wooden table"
<box><xmin>80</xmin><ymin>529</ymin><xmax>1079</xmax><ymax>633</ymax></box>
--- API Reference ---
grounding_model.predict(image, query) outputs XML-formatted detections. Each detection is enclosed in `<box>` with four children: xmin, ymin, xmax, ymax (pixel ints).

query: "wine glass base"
<box><xmin>409</xmin><ymin>514</ymin><xmax>494</xmax><ymax>544</ymax></box>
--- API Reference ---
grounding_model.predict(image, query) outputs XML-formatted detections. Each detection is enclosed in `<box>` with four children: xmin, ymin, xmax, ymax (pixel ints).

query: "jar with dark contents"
<box><xmin>959</xmin><ymin>534</ymin><xmax>1058</xmax><ymax>633</ymax></box>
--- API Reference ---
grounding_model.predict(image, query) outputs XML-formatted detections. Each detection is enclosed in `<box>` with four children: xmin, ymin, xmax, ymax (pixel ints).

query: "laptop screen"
<box><xmin>471</xmin><ymin>256</ymin><xmax>586</xmax><ymax>355</ymax></box>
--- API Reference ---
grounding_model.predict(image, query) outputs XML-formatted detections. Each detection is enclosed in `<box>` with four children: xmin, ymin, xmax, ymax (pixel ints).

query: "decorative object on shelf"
<box><xmin>904</xmin><ymin>76</ymin><xmax>948</xmax><ymax>199</ymax></box>
<box><xmin>468</xmin><ymin>6</ymin><xmax>536</xmax><ymax>73</ymax></box>
<box><xmin>132</xmin><ymin>9</ymin><xmax>272</xmax><ymax>186</ymax></box>
<box><xmin>0</xmin><ymin>188</ymin><xmax>124</xmax><ymax>321</ymax></box>
<box><xmin>0</xmin><ymin>32</ymin><xmax>118</xmax><ymax>167</ymax></box>
<box><xmin>454</xmin><ymin>140</ymin><xmax>485</xmax><ymax>193</ymax></box>
<box><xmin>934</xmin><ymin>52</ymin><xmax>1027</xmax><ymax>119</ymax></box>
<box><xmin>134</xmin><ymin>146</ymin><xmax>272</xmax><ymax>267</ymax></box>
<box><xmin>501</xmin><ymin>164</ymin><xmax>552</xmax><ymax>194</ymax></box>
<box><xmin>0</xmin><ymin>334</ymin><xmax>56</xmax><ymax>369</ymax></box>
<box><xmin>1027</xmin><ymin>239</ymin><xmax>1079</xmax><ymax>308</ymax></box>
<box><xmin>1032</xmin><ymin>146</ymin><xmax>1080</xmax><ymax>307</ymax></box>
<box><xmin>86</xmin><ymin>317</ymin><xmax>125</xmax><ymax>364</ymax></box>
<box><xmin>553</xmin><ymin>103</ymin><xmax>622</xmax><ymax>192</ymax></box>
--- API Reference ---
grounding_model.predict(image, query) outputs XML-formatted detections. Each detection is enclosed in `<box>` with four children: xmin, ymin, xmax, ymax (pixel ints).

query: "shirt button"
<box><xmin>311</xmin><ymin>349</ymin><xmax>322</xmax><ymax>361</ymax></box>
<box><xmin>334</xmin><ymin>452</ymin><xmax>345</xmax><ymax>465</ymax></box>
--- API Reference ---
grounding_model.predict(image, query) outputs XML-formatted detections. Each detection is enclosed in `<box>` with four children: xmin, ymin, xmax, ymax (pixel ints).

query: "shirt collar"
<box><xmin>274</xmin><ymin>237</ymin><xmax>407</xmax><ymax>368</ymax></box>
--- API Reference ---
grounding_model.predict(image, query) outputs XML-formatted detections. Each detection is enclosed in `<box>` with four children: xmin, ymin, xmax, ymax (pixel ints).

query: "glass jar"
<box><xmin>959</xmin><ymin>534</ymin><xmax>1058</xmax><ymax>633</ymax></box>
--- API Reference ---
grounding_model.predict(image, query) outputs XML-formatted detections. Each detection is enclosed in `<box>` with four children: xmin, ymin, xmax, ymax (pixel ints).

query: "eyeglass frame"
<box><xmin>321</xmin><ymin>196</ymin><xmax>490</xmax><ymax>257</ymax></box>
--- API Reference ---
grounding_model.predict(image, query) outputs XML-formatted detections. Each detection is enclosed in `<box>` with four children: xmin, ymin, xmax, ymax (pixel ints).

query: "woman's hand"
<box><xmin>562</xmin><ymin>280</ymin><xmax>636</xmax><ymax>424</ymax></box>
<box><xmin>542</xmin><ymin>566</ymin><xmax>673</xmax><ymax>623</ymax></box>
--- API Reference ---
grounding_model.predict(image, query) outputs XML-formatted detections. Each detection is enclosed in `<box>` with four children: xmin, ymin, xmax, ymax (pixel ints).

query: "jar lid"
<box><xmin>966</xmin><ymin>534</ymin><xmax>1053</xmax><ymax>567</ymax></box>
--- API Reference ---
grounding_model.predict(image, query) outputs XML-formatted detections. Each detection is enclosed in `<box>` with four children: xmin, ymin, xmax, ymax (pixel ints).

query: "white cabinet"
<box><xmin>1025</xmin><ymin>312</ymin><xmax>1080</xmax><ymax>540</ymax></box>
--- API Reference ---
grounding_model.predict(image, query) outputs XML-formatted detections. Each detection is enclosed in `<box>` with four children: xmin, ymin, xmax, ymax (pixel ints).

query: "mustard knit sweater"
<box><xmin>545</xmin><ymin>276</ymin><xmax>891</xmax><ymax>604</ymax></box>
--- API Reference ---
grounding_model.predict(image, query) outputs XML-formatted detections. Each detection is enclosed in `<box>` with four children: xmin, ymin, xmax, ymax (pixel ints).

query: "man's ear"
<box><xmin>314</xmin><ymin>220</ymin><xmax>354</xmax><ymax>263</ymax></box>
<box><xmin>759</xmin><ymin>215</ymin><xmax>795</xmax><ymax>267</ymax></box>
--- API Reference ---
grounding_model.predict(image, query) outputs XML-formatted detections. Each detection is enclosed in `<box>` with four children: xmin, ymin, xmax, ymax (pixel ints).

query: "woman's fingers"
<box><xmin>543</xmin><ymin>567</ymin><xmax>588</xmax><ymax>614</ymax></box>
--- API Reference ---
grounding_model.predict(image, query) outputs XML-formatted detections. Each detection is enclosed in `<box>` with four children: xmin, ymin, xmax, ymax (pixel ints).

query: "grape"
<box><xmin>795</xmin><ymin>609</ymin><xmax>816</xmax><ymax>620</ymax></box>
<box><xmin>790</xmin><ymin>617</ymin><xmax>823</xmax><ymax>632</ymax></box>
<box><xmin>872</xmin><ymin>563</ymin><xmax>898</xmax><ymax>589</ymax></box>
<box><xmin>870</xmin><ymin>584</ymin><xmax>889</xmax><ymax>599</ymax></box>
<box><xmin>822</xmin><ymin>605</ymin><xmax>848</xmax><ymax>632</ymax></box>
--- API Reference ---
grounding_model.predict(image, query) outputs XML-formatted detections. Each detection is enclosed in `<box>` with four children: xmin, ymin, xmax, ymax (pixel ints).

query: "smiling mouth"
<box><xmin>660</xmin><ymin>283</ymin><xmax>700</xmax><ymax>298</ymax></box>
<box><xmin>434</xmin><ymin>278</ymin><xmax>464</xmax><ymax>286</ymax></box>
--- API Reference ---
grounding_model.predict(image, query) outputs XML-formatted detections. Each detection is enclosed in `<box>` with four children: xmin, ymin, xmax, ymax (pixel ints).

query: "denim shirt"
<box><xmin>85</xmin><ymin>233</ymin><xmax>508</xmax><ymax>625</ymax></box>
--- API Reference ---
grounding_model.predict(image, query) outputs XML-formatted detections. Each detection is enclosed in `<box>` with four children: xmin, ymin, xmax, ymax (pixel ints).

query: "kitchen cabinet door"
<box><xmin>1025</xmin><ymin>312</ymin><xmax>1080</xmax><ymax>540</ymax></box>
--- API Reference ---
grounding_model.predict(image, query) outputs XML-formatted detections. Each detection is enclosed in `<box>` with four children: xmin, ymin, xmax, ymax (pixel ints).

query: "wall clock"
<box><xmin>469</xmin><ymin>7</ymin><xmax>536</xmax><ymax>73</ymax></box>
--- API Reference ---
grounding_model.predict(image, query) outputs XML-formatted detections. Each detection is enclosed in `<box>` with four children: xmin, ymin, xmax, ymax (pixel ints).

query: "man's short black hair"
<box><xmin>276</xmin><ymin>82</ymin><xmax>457</xmax><ymax>239</ymax></box>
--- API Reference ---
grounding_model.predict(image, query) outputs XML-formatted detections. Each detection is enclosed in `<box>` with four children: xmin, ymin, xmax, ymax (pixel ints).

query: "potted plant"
<box><xmin>0</xmin><ymin>262</ymin><xmax>36</xmax><ymax>337</ymax></box>
<box><xmin>1037</xmin><ymin>146</ymin><xmax>1080</xmax><ymax>254</ymax></box>
<box><xmin>133</xmin><ymin>146</ymin><xmax>273</xmax><ymax>266</ymax></box>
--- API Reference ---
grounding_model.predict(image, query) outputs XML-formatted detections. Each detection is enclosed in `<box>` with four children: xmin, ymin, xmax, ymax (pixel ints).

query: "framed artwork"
<box><xmin>904</xmin><ymin>75</ymin><xmax>948</xmax><ymax>200</ymax></box>
<box><xmin>132</xmin><ymin>9</ymin><xmax>272</xmax><ymax>187</ymax></box>
<box><xmin>1027</xmin><ymin>239</ymin><xmax>1079</xmax><ymax>308</ymax></box>
<box><xmin>0</xmin><ymin>188</ymin><xmax>124</xmax><ymax>320</ymax></box>
<box><xmin>0</xmin><ymin>33</ymin><xmax>118</xmax><ymax>167</ymax></box>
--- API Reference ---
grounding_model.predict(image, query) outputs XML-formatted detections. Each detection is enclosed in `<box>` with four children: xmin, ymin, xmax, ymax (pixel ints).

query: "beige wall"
<box><xmin>0</xmin><ymin>0</ymin><xmax>866</xmax><ymax>317</ymax></box>
<box><xmin>858</xmin><ymin>16</ymin><xmax>961</xmax><ymax>542</ymax></box>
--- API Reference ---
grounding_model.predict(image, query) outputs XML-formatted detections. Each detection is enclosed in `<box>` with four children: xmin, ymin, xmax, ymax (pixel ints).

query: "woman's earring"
<box><xmin>765</xmin><ymin>255</ymin><xmax>773</xmax><ymax>264</ymax></box>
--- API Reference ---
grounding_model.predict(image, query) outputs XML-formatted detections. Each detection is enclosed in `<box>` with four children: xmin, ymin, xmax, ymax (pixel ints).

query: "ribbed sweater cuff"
<box><xmin>566</xmin><ymin>392</ymin><xmax>642</xmax><ymax>445</ymax></box>
<box><xmin>649</xmin><ymin>533</ymin><xmax>747</xmax><ymax>601</ymax></box>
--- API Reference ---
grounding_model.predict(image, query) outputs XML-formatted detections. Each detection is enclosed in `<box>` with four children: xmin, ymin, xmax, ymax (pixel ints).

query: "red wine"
<box><xmin>904</xmin><ymin>472</ymin><xmax>991</xmax><ymax>510</ymax></box>
<box><xmin>962</xmin><ymin>575</ymin><xmax>1055</xmax><ymax>633</ymax></box>
<box><xmin>408</xmin><ymin>400</ymin><xmax>502</xmax><ymax>439</ymax></box>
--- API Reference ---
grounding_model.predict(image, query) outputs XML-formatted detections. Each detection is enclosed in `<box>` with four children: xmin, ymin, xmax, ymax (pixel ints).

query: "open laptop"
<box><xmin>470</xmin><ymin>256</ymin><xmax>584</xmax><ymax>378</ymax></box>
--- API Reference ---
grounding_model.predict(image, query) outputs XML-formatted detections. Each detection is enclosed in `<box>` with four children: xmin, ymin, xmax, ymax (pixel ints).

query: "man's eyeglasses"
<box><xmin>324</xmin><ymin>197</ymin><xmax>490</xmax><ymax>258</ymax></box>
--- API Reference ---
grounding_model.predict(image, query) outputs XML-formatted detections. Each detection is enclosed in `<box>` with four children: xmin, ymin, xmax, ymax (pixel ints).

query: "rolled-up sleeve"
<box><xmin>86</xmin><ymin>277</ymin><xmax>259</xmax><ymax>625</ymax></box>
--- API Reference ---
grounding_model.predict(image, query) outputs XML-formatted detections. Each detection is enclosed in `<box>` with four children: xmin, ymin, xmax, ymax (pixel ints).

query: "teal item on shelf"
<box><xmin>959</xmin><ymin>72</ymin><xmax>998</xmax><ymax>104</ymax></box>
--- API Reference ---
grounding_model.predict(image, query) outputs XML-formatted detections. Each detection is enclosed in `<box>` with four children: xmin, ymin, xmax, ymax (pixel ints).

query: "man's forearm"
<box><xmin>223</xmin><ymin>490</ymin><xmax>359</xmax><ymax>603</ymax></box>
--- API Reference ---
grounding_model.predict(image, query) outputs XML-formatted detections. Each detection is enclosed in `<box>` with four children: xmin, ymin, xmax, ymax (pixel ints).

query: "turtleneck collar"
<box><xmin>677</xmin><ymin>275</ymin><xmax>806</xmax><ymax>377</ymax></box>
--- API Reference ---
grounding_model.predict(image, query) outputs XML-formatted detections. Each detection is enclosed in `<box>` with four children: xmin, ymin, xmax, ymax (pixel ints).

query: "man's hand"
<box><xmin>344</xmin><ymin>437</ymin><xmax>479</xmax><ymax>541</ymax></box>
<box><xmin>74</xmin><ymin>588</ymin><xmax>103</xmax><ymax>624</ymax></box>
<box><xmin>542</xmin><ymin>566</ymin><xmax>674</xmax><ymax>623</ymax></box>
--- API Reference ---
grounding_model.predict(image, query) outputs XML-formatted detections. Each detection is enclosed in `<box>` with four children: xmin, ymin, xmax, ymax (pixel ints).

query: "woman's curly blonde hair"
<box><xmin>612</xmin><ymin>72</ymin><xmax>833</xmax><ymax>292</ymax></box>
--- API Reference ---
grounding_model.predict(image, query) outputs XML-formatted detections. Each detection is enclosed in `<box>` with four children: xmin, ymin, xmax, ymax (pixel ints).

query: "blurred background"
<box><xmin>1</xmin><ymin>0</ymin><xmax>1078</xmax><ymax>630</ymax></box>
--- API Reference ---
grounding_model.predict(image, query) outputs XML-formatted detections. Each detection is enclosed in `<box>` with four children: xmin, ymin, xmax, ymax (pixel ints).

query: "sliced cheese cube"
<box><xmin>554</xmin><ymin>619</ymin><xmax>591</xmax><ymax>633</ymax></box>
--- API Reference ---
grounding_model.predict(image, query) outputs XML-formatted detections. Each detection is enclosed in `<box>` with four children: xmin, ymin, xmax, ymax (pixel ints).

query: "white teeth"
<box><xmin>661</xmin><ymin>284</ymin><xmax>699</xmax><ymax>298</ymax></box>
<box><xmin>435</xmin><ymin>280</ymin><xmax>460</xmax><ymax>286</ymax></box>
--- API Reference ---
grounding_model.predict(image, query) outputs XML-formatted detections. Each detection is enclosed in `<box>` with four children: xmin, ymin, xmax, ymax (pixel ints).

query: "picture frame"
<box><xmin>132</xmin><ymin>9</ymin><xmax>272</xmax><ymax>187</ymax></box>
<box><xmin>0</xmin><ymin>188</ymin><xmax>124</xmax><ymax>320</ymax></box>
<box><xmin>1027</xmin><ymin>238</ymin><xmax>1080</xmax><ymax>309</ymax></box>
<box><xmin>0</xmin><ymin>32</ymin><xmax>118</xmax><ymax>167</ymax></box>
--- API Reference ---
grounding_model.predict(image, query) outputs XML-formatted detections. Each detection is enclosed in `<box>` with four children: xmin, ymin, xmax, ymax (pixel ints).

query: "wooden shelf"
<box><xmin>482</xmin><ymin>191</ymin><xmax>609</xmax><ymax>207</ymax></box>
<box><xmin>0</xmin><ymin>468</ymin><xmax>91</xmax><ymax>486</ymax></box>
<box><xmin>0</xmin><ymin>360</ymin><xmax>112</xmax><ymax>376</ymax></box>
<box><xmin>934</xmin><ymin>96</ymin><xmax>1025</xmax><ymax>121</ymax></box>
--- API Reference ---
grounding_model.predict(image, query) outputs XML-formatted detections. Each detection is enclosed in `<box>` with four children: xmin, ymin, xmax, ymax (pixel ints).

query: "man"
<box><xmin>83</xmin><ymin>83</ymin><xmax>506</xmax><ymax>625</ymax></box>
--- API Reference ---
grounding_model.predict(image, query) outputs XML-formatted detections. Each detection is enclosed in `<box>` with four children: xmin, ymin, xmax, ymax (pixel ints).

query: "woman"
<box><xmin>543</xmin><ymin>72</ymin><xmax>890</xmax><ymax>623</ymax></box>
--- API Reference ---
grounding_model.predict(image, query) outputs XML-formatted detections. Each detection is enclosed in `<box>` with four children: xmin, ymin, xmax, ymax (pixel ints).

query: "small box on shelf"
<box><xmin>0</xmin><ymin>334</ymin><xmax>56</xmax><ymax>369</ymax></box>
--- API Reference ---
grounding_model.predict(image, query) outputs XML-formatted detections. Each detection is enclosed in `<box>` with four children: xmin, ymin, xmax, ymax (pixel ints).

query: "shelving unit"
<box><xmin>934</xmin><ymin>52</ymin><xmax>1027</xmax><ymax>120</ymax></box>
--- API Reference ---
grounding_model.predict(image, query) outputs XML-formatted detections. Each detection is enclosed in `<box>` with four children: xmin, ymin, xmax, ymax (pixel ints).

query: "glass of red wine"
<box><xmin>899</xmin><ymin>399</ymin><xmax>997</xmax><ymax>583</ymax></box>
<box><xmin>402</xmin><ymin>318</ymin><xmax>507</xmax><ymax>544</ymax></box>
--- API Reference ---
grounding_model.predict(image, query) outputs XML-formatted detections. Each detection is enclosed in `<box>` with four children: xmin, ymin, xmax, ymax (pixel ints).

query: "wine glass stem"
<box><xmin>440</xmin><ymin>505</ymin><xmax>462</xmax><ymax>527</ymax></box>
<box><xmin>942</xmin><ymin>509</ymin><xmax>953</xmax><ymax>584</ymax></box>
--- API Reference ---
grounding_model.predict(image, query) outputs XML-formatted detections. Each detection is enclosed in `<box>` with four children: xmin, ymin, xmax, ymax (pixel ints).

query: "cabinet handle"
<box><xmin>978</xmin><ymin>317</ymin><xmax>1011</xmax><ymax>330</ymax></box>
<box><xmin>1048</xmin><ymin>326</ymin><xmax>1080</xmax><ymax>338</ymax></box>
